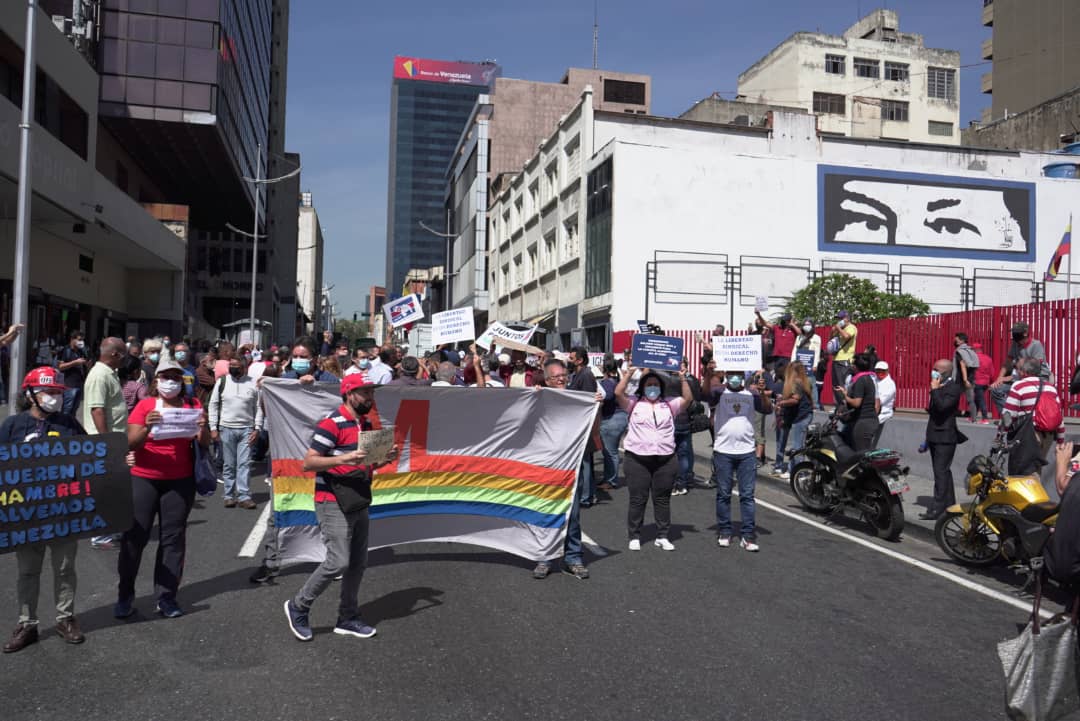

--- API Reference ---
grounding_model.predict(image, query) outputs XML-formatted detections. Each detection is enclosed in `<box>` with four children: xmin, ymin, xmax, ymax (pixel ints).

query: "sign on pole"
<box><xmin>431</xmin><ymin>308</ymin><xmax>476</xmax><ymax>346</ymax></box>
<box><xmin>712</xmin><ymin>335</ymin><xmax>763</xmax><ymax>372</ymax></box>
<box><xmin>384</xmin><ymin>294</ymin><xmax>424</xmax><ymax>329</ymax></box>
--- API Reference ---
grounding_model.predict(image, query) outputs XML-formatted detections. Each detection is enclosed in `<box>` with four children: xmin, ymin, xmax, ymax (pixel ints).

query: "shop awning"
<box><xmin>526</xmin><ymin>311</ymin><xmax>555</xmax><ymax>326</ymax></box>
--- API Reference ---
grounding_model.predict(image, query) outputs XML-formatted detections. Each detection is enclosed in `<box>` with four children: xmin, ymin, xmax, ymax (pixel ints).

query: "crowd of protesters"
<box><xmin>2</xmin><ymin>310</ymin><xmax>1074</xmax><ymax>652</ymax></box>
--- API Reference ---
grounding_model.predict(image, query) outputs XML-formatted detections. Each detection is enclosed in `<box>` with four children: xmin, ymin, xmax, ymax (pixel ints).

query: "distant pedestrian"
<box><xmin>953</xmin><ymin>333</ymin><xmax>979</xmax><ymax>422</ymax></box>
<box><xmin>990</xmin><ymin>322</ymin><xmax>1048</xmax><ymax>415</ymax></box>
<box><xmin>597</xmin><ymin>355</ymin><xmax>628</xmax><ymax>490</ymax></box>
<box><xmin>829</xmin><ymin>311</ymin><xmax>858</xmax><ymax>404</ymax></box>
<box><xmin>971</xmin><ymin>342</ymin><xmax>994</xmax><ymax>424</ymax></box>
<box><xmin>872</xmin><ymin>361</ymin><xmax>896</xmax><ymax>447</ymax></box>
<box><xmin>209</xmin><ymin>355</ymin><xmax>263</xmax><ymax>509</ymax></box>
<box><xmin>774</xmin><ymin>361</ymin><xmax>814</xmax><ymax>479</ymax></box>
<box><xmin>57</xmin><ymin>331</ymin><xmax>89</xmax><ymax>415</ymax></box>
<box><xmin>920</xmin><ymin>359</ymin><xmax>966</xmax><ymax>521</ymax></box>
<box><xmin>835</xmin><ymin>353</ymin><xmax>878</xmax><ymax>452</ymax></box>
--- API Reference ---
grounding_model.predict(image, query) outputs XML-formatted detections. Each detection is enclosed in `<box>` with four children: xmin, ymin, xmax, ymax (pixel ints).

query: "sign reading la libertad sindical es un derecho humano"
<box><xmin>0</xmin><ymin>432</ymin><xmax>132</xmax><ymax>553</ymax></box>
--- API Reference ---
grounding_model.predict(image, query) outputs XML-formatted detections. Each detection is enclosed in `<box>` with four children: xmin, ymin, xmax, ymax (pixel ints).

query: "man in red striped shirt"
<box><xmin>1003</xmin><ymin>357</ymin><xmax>1065</xmax><ymax>455</ymax></box>
<box><xmin>283</xmin><ymin>373</ymin><xmax>397</xmax><ymax>642</ymax></box>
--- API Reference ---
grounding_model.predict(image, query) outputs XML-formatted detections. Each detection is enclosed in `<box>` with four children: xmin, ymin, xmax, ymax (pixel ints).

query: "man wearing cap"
<box><xmin>873</xmin><ymin>362</ymin><xmax>896</xmax><ymax>447</ymax></box>
<box><xmin>388</xmin><ymin>356</ymin><xmax>431</xmax><ymax>386</ymax></box>
<box><xmin>991</xmin><ymin>322</ymin><xmax>1049</xmax><ymax>415</ymax></box>
<box><xmin>829</xmin><ymin>311</ymin><xmax>858</xmax><ymax>403</ymax></box>
<box><xmin>759</xmin><ymin>310</ymin><xmax>798</xmax><ymax>375</ymax></box>
<box><xmin>284</xmin><ymin>373</ymin><xmax>398</xmax><ymax>642</ymax></box>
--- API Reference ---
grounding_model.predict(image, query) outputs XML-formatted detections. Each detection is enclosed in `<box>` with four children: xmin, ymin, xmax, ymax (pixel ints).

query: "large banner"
<box><xmin>260</xmin><ymin>380</ymin><xmax>596</xmax><ymax>563</ymax></box>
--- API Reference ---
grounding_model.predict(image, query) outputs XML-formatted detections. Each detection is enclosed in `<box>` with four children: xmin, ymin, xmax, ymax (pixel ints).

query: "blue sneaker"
<box><xmin>333</xmin><ymin>617</ymin><xmax>376</xmax><ymax>639</ymax></box>
<box><xmin>113</xmin><ymin>597</ymin><xmax>134</xmax><ymax>619</ymax></box>
<box><xmin>284</xmin><ymin>600</ymin><xmax>312</xmax><ymax>641</ymax></box>
<box><xmin>156</xmin><ymin>598</ymin><xmax>184</xmax><ymax>618</ymax></box>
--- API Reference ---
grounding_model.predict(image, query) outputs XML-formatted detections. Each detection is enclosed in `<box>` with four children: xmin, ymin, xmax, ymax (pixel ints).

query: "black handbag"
<box><xmin>193</xmin><ymin>441</ymin><xmax>217</xmax><ymax>496</ymax></box>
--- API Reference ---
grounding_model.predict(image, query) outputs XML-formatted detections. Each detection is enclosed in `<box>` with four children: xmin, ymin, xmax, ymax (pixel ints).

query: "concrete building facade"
<box><xmin>488</xmin><ymin>91</ymin><xmax>1076</xmax><ymax>348</ymax></box>
<box><xmin>296</xmin><ymin>192</ymin><xmax>324</xmax><ymax>336</ymax></box>
<box><xmin>737</xmin><ymin>10</ymin><xmax>961</xmax><ymax>145</ymax></box>
<box><xmin>0</xmin><ymin>2</ymin><xmax>186</xmax><ymax>346</ymax></box>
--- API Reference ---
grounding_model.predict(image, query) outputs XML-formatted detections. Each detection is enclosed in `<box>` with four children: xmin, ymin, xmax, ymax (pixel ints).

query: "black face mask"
<box><xmin>351</xmin><ymin>400</ymin><xmax>373</xmax><ymax>416</ymax></box>
<box><xmin>1012</xmin><ymin>333</ymin><xmax>1025</xmax><ymax>342</ymax></box>
<box><xmin>229</xmin><ymin>367</ymin><xmax>243</xmax><ymax>378</ymax></box>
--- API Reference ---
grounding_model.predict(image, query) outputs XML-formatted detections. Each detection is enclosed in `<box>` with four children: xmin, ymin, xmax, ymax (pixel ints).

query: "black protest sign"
<box><xmin>0</xmin><ymin>432</ymin><xmax>132</xmax><ymax>553</ymax></box>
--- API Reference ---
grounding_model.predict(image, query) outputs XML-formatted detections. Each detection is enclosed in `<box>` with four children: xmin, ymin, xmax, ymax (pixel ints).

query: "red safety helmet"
<box><xmin>22</xmin><ymin>366</ymin><xmax>67</xmax><ymax>392</ymax></box>
<box><xmin>340</xmin><ymin>372</ymin><xmax>376</xmax><ymax>395</ymax></box>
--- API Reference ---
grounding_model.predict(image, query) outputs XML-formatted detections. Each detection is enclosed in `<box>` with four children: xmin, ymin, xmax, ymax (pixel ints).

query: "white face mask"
<box><xmin>802</xmin><ymin>325</ymin><xmax>813</xmax><ymax>333</ymax></box>
<box><xmin>35</xmin><ymin>392</ymin><xmax>62</xmax><ymax>414</ymax></box>
<box><xmin>75</xmin><ymin>340</ymin><xmax>85</xmax><ymax>349</ymax></box>
<box><xmin>157</xmin><ymin>379</ymin><xmax>182</xmax><ymax>399</ymax></box>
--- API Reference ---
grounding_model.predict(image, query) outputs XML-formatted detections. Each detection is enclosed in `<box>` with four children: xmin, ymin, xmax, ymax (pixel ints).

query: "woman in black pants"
<box><xmin>614</xmin><ymin>366</ymin><xmax>693</xmax><ymax>551</ymax></box>
<box><xmin>115</xmin><ymin>357</ymin><xmax>209</xmax><ymax>620</ymax></box>
<box><xmin>834</xmin><ymin>353</ymin><xmax>879</xmax><ymax>452</ymax></box>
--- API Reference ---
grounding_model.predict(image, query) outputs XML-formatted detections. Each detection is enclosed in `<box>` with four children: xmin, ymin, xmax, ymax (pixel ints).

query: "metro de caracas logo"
<box><xmin>400</xmin><ymin>58</ymin><xmax>418</xmax><ymax>77</ymax></box>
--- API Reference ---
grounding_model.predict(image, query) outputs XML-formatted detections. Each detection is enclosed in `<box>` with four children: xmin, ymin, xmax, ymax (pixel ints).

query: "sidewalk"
<box><xmin>688</xmin><ymin>409</ymin><xmax>1063</xmax><ymax>538</ymax></box>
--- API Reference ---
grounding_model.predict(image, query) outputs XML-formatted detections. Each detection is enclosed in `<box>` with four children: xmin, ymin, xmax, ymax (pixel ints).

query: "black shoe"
<box><xmin>2</xmin><ymin>623</ymin><xmax>38</xmax><ymax>653</ymax></box>
<box><xmin>249</xmin><ymin>565</ymin><xmax>277</xmax><ymax>584</ymax></box>
<box><xmin>918</xmin><ymin>510</ymin><xmax>942</xmax><ymax>521</ymax></box>
<box><xmin>156</xmin><ymin>598</ymin><xmax>184</xmax><ymax>618</ymax></box>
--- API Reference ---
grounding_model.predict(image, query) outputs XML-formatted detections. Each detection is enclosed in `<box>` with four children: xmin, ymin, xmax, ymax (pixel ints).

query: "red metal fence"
<box><xmin>614</xmin><ymin>297</ymin><xmax>1080</xmax><ymax>416</ymax></box>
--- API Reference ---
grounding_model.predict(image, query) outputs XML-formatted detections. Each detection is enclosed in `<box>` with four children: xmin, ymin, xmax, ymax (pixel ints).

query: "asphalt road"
<box><xmin>0</xmin><ymin>460</ymin><xmax>1055</xmax><ymax>721</ymax></box>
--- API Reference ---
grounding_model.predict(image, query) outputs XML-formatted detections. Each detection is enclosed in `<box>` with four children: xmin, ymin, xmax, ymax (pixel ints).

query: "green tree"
<box><xmin>333</xmin><ymin>318</ymin><xmax>370</xmax><ymax>346</ymax></box>
<box><xmin>785</xmin><ymin>273</ymin><xmax>930</xmax><ymax>323</ymax></box>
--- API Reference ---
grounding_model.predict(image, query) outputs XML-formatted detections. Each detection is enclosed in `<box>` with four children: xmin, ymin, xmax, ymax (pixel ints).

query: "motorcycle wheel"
<box><xmin>865</xmin><ymin>483</ymin><xmax>904</xmax><ymax>541</ymax></box>
<box><xmin>934</xmin><ymin>511</ymin><xmax>1001</xmax><ymax>567</ymax></box>
<box><xmin>789</xmin><ymin>462</ymin><xmax>831</xmax><ymax>512</ymax></box>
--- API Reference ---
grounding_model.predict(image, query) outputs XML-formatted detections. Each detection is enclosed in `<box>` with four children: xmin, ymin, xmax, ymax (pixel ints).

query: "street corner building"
<box><xmin>258</xmin><ymin>380</ymin><xmax>598</xmax><ymax>564</ymax></box>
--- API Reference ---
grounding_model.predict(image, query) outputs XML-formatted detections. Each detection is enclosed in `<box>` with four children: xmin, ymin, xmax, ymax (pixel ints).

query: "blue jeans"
<box><xmin>578</xmin><ymin>451</ymin><xmax>595</xmax><ymax>504</ymax></box>
<box><xmin>674</xmin><ymin>429</ymin><xmax>694</xmax><ymax>489</ymax></box>
<box><xmin>62</xmin><ymin>387</ymin><xmax>82</xmax><ymax>416</ymax></box>
<box><xmin>784</xmin><ymin>416</ymin><xmax>811</xmax><ymax>472</ymax></box>
<box><xmin>563</xmin><ymin>490</ymin><xmax>583</xmax><ymax>565</ymax></box>
<box><xmin>220</xmin><ymin>426</ymin><xmax>253</xmax><ymax>501</ymax></box>
<box><xmin>599</xmin><ymin>411</ymin><xmax>628</xmax><ymax>487</ymax></box>
<box><xmin>713</xmin><ymin>451</ymin><xmax>757</xmax><ymax>540</ymax></box>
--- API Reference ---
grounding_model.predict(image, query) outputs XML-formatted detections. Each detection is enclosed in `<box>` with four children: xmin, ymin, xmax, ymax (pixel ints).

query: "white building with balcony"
<box><xmin>737</xmin><ymin>9</ymin><xmax>961</xmax><ymax>145</ymax></box>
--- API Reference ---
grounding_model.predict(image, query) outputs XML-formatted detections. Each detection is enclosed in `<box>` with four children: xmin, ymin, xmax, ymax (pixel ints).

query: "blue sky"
<box><xmin>284</xmin><ymin>1</ymin><xmax>989</xmax><ymax>318</ymax></box>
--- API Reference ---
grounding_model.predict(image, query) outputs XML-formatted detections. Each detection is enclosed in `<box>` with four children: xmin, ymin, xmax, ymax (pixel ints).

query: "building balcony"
<box><xmin>982</xmin><ymin>37</ymin><xmax>993</xmax><ymax>60</ymax></box>
<box><xmin>981</xmin><ymin>71</ymin><xmax>993</xmax><ymax>94</ymax></box>
<box><xmin>982</xmin><ymin>1</ymin><xmax>993</xmax><ymax>27</ymax></box>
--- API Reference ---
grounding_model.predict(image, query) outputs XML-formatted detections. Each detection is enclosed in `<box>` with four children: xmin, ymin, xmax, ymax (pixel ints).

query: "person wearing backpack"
<box><xmin>1003</xmin><ymin>356</ymin><xmax>1065</xmax><ymax>460</ymax></box>
<box><xmin>953</xmin><ymin>333</ymin><xmax>980</xmax><ymax>423</ymax></box>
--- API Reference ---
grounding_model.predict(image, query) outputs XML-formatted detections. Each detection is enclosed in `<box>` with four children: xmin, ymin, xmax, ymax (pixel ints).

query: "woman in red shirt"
<box><xmin>115</xmin><ymin>357</ymin><xmax>209</xmax><ymax>620</ymax></box>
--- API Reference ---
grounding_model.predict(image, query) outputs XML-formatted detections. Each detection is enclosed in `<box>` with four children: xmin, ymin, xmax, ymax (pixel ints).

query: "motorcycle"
<box><xmin>934</xmin><ymin>431</ymin><xmax>1059</xmax><ymax>568</ymax></box>
<box><xmin>787</xmin><ymin>414</ymin><xmax>910</xmax><ymax>540</ymax></box>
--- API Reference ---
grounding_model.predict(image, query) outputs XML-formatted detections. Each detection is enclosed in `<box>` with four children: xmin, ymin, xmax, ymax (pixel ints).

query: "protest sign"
<box><xmin>755</xmin><ymin>296</ymin><xmax>769</xmax><ymax>313</ymax></box>
<box><xmin>384</xmin><ymin>294</ymin><xmax>424</xmax><ymax>328</ymax></box>
<box><xmin>476</xmin><ymin>321</ymin><xmax>536</xmax><ymax>350</ymax></box>
<box><xmin>631</xmin><ymin>334</ymin><xmax>684</xmax><ymax>371</ymax></box>
<box><xmin>636</xmin><ymin>320</ymin><xmax>650</xmax><ymax>333</ymax></box>
<box><xmin>431</xmin><ymin>308</ymin><xmax>476</xmax><ymax>346</ymax></box>
<box><xmin>712</xmin><ymin>335</ymin><xmax>763</xmax><ymax>371</ymax></box>
<box><xmin>150</xmin><ymin>407</ymin><xmax>203</xmax><ymax>440</ymax></box>
<box><xmin>260</xmin><ymin>380</ymin><xmax>596</xmax><ymax>563</ymax></box>
<box><xmin>795</xmin><ymin>349</ymin><xmax>816</xmax><ymax>373</ymax></box>
<box><xmin>588</xmin><ymin>353</ymin><xmax>606</xmax><ymax>371</ymax></box>
<box><xmin>0</xmin><ymin>432</ymin><xmax>132</xmax><ymax>554</ymax></box>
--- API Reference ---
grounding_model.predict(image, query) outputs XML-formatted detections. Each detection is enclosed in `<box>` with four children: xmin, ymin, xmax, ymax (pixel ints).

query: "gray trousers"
<box><xmin>293</xmin><ymin>501</ymin><xmax>370</xmax><ymax>622</ymax></box>
<box><xmin>17</xmin><ymin>539</ymin><xmax>77</xmax><ymax>624</ymax></box>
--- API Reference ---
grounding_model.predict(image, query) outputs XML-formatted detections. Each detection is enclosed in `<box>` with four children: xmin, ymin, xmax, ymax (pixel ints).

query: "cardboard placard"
<box><xmin>384</xmin><ymin>294</ymin><xmax>425</xmax><ymax>328</ymax></box>
<box><xmin>755</xmin><ymin>296</ymin><xmax>769</xmax><ymax>312</ymax></box>
<box><xmin>0</xmin><ymin>432</ymin><xmax>133</xmax><ymax>554</ymax></box>
<box><xmin>636</xmin><ymin>320</ymin><xmax>650</xmax><ymax>333</ymax></box>
<box><xmin>630</xmin><ymin>334</ymin><xmax>684</xmax><ymax>371</ymax></box>
<box><xmin>712</xmin><ymin>335</ymin><xmax>763</xmax><ymax>372</ymax></box>
<box><xmin>431</xmin><ymin>308</ymin><xmax>476</xmax><ymax>346</ymax></box>
<box><xmin>476</xmin><ymin>322</ymin><xmax>537</xmax><ymax>350</ymax></box>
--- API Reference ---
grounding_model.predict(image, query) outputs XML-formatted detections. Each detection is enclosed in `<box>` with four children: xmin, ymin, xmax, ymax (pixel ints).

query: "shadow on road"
<box><xmin>360</xmin><ymin>585</ymin><xmax>445</xmax><ymax>624</ymax></box>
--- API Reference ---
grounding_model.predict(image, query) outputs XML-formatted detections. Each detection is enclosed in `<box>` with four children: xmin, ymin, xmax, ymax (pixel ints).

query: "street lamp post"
<box><xmin>238</xmin><ymin>145</ymin><xmax>301</xmax><ymax>346</ymax></box>
<box><xmin>418</xmin><ymin>209</ymin><xmax>455</xmax><ymax>312</ymax></box>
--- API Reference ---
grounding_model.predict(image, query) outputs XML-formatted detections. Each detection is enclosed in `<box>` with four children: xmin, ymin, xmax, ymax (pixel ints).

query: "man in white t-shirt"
<box><xmin>872</xmin><ymin>361</ymin><xmax>896</xmax><ymax>448</ymax></box>
<box><xmin>709</xmin><ymin>370</ymin><xmax>772</xmax><ymax>552</ymax></box>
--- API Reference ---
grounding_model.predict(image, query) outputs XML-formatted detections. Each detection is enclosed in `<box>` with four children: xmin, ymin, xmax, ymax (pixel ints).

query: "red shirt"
<box><xmin>129</xmin><ymin>396</ymin><xmax>202</xmax><ymax>480</ymax></box>
<box><xmin>772</xmin><ymin>327</ymin><xmax>797</xmax><ymax>359</ymax></box>
<box><xmin>309</xmin><ymin>403</ymin><xmax>381</xmax><ymax>504</ymax></box>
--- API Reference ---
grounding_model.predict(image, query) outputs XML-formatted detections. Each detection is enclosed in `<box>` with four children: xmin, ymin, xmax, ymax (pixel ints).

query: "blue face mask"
<box><xmin>149</xmin><ymin>353</ymin><xmax>160</xmax><ymax>364</ymax></box>
<box><xmin>358</xmin><ymin>359</ymin><xmax>371</xmax><ymax>370</ymax></box>
<box><xmin>931</xmin><ymin>369</ymin><xmax>942</xmax><ymax>381</ymax></box>
<box><xmin>292</xmin><ymin>358</ymin><xmax>312</xmax><ymax>374</ymax></box>
<box><xmin>727</xmin><ymin>376</ymin><xmax>744</xmax><ymax>390</ymax></box>
<box><xmin>644</xmin><ymin>386</ymin><xmax>662</xmax><ymax>401</ymax></box>
<box><xmin>175</xmin><ymin>351</ymin><xmax>187</xmax><ymax>363</ymax></box>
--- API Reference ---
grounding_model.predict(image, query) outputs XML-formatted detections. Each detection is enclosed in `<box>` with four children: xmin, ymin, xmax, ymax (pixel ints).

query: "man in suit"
<box><xmin>921</xmin><ymin>358</ymin><xmax>967</xmax><ymax>521</ymax></box>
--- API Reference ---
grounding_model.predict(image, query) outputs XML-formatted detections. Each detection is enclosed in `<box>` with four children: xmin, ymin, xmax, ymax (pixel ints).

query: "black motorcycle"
<box><xmin>787</xmin><ymin>414</ymin><xmax>910</xmax><ymax>540</ymax></box>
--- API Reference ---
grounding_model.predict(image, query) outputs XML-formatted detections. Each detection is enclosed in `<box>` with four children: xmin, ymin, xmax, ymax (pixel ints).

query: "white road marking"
<box><xmin>581</xmin><ymin>530</ymin><xmax>608</xmax><ymax>557</ymax></box>
<box><xmin>751</xmin><ymin>494</ymin><xmax>1051</xmax><ymax>619</ymax></box>
<box><xmin>238</xmin><ymin>502</ymin><xmax>271</xmax><ymax>558</ymax></box>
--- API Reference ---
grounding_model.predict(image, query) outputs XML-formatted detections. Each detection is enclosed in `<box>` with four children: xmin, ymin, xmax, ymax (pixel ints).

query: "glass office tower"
<box><xmin>385</xmin><ymin>56</ymin><xmax>498</xmax><ymax>295</ymax></box>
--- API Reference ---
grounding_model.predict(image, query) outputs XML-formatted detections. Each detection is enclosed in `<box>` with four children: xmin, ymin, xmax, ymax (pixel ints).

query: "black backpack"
<box><xmin>1045</xmin><ymin>477</ymin><xmax>1080</xmax><ymax>587</ymax></box>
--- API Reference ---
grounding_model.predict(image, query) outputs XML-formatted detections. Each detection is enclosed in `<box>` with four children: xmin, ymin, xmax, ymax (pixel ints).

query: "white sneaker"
<box><xmin>717</xmin><ymin>536</ymin><xmax>732</xmax><ymax>548</ymax></box>
<box><xmin>654</xmin><ymin>538</ymin><xmax>675</xmax><ymax>551</ymax></box>
<box><xmin>740</xmin><ymin>538</ymin><xmax>760</xmax><ymax>552</ymax></box>
<box><xmin>628</xmin><ymin>539</ymin><xmax>641</xmax><ymax>551</ymax></box>
<box><xmin>778</xmin><ymin>471</ymin><xmax>790</xmax><ymax>479</ymax></box>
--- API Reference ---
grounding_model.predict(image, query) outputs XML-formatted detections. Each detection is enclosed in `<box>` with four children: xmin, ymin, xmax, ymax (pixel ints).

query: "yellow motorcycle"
<box><xmin>934</xmin><ymin>432</ymin><xmax>1059</xmax><ymax>568</ymax></box>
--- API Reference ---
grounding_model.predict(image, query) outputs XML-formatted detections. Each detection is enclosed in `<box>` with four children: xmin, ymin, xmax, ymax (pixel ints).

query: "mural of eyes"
<box><xmin>923</xmin><ymin>217</ymin><xmax>981</xmax><ymax>236</ymax></box>
<box><xmin>836</xmin><ymin>194</ymin><xmax>896</xmax><ymax>244</ymax></box>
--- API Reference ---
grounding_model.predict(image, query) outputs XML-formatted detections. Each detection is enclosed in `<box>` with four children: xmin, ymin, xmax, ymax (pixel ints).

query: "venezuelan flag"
<box><xmin>1045</xmin><ymin>215</ymin><xmax>1072</xmax><ymax>281</ymax></box>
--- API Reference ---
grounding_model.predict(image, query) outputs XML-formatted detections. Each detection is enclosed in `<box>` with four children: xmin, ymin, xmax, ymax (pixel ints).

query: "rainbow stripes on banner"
<box><xmin>1045</xmin><ymin>215</ymin><xmax>1072</xmax><ymax>282</ymax></box>
<box><xmin>259</xmin><ymin>380</ymin><xmax>595</xmax><ymax>563</ymax></box>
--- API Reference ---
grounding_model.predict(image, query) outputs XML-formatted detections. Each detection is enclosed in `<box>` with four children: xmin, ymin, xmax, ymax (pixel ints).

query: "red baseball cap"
<box><xmin>22</xmin><ymin>366</ymin><xmax>66</xmax><ymax>392</ymax></box>
<box><xmin>340</xmin><ymin>373</ymin><xmax>376</xmax><ymax>394</ymax></box>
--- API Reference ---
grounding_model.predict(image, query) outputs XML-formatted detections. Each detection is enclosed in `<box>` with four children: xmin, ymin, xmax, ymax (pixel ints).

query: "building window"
<box><xmin>928</xmin><ymin>67</ymin><xmax>956</xmax><ymax>101</ymax></box>
<box><xmin>527</xmin><ymin>181</ymin><xmax>539</xmax><ymax>216</ymax></box>
<box><xmin>543</xmin><ymin>162</ymin><xmax>559</xmax><ymax>205</ymax></box>
<box><xmin>78</xmin><ymin>254</ymin><xmax>94</xmax><ymax>274</ymax></box>
<box><xmin>527</xmin><ymin>246</ymin><xmax>538</xmax><ymax>281</ymax></box>
<box><xmin>825</xmin><ymin>54</ymin><xmax>845</xmax><ymax>75</ymax></box>
<box><xmin>603</xmin><ymin>79</ymin><xmax>646</xmax><ymax>105</ymax></box>
<box><xmin>812</xmin><ymin>92</ymin><xmax>845</xmax><ymax>115</ymax></box>
<box><xmin>512</xmin><ymin>255</ymin><xmax>523</xmax><ymax>288</ymax></box>
<box><xmin>543</xmin><ymin>231</ymin><xmax>556</xmax><ymax>273</ymax></box>
<box><xmin>883</xmin><ymin>61</ymin><xmax>909</xmax><ymax>82</ymax></box>
<box><xmin>500</xmin><ymin>264</ymin><xmax>509</xmax><ymax>296</ymax></box>
<box><xmin>853</xmin><ymin>58</ymin><xmax>879</xmax><ymax>79</ymax></box>
<box><xmin>585</xmin><ymin>158</ymin><xmax>612</xmax><ymax>298</ymax></box>
<box><xmin>928</xmin><ymin>120</ymin><xmax>954</xmax><ymax>137</ymax></box>
<box><xmin>882</xmin><ymin>99</ymin><xmax>909</xmax><ymax>122</ymax></box>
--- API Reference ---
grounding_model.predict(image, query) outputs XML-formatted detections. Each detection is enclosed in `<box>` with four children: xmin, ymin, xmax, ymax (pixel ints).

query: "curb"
<box><xmin>692</xmin><ymin>451</ymin><xmax>938</xmax><ymax>544</ymax></box>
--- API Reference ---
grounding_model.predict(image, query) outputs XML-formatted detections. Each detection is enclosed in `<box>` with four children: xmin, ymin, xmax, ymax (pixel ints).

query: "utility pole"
<box><xmin>592</xmin><ymin>0</ymin><xmax>599</xmax><ymax>70</ymax></box>
<box><xmin>248</xmin><ymin>142</ymin><xmax>261</xmax><ymax>346</ymax></box>
<box><xmin>8</xmin><ymin>0</ymin><xmax>37</xmax><ymax>412</ymax></box>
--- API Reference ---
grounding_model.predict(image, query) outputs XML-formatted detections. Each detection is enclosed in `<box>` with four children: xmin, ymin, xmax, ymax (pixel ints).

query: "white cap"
<box><xmin>498</xmin><ymin>353</ymin><xmax>511</xmax><ymax>365</ymax></box>
<box><xmin>874</xmin><ymin>361</ymin><xmax>889</xmax><ymax>371</ymax></box>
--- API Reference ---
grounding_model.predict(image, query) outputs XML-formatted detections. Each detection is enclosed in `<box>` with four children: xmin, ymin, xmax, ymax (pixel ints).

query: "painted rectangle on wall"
<box><xmin>818</xmin><ymin>165</ymin><xmax>1036</xmax><ymax>262</ymax></box>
